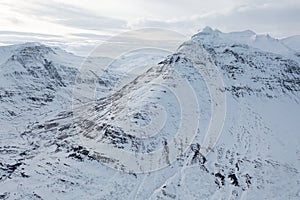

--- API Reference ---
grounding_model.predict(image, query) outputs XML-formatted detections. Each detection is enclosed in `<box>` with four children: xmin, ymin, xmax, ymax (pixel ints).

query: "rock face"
<box><xmin>0</xmin><ymin>28</ymin><xmax>300</xmax><ymax>199</ymax></box>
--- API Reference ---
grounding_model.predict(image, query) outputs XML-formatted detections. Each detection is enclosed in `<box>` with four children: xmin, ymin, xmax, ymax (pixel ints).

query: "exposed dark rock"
<box><xmin>215</xmin><ymin>172</ymin><xmax>225</xmax><ymax>188</ymax></box>
<box><xmin>228</xmin><ymin>174</ymin><xmax>239</xmax><ymax>186</ymax></box>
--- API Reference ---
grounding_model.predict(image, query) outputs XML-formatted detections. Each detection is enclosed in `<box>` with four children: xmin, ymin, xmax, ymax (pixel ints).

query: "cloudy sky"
<box><xmin>0</xmin><ymin>0</ymin><xmax>299</xmax><ymax>55</ymax></box>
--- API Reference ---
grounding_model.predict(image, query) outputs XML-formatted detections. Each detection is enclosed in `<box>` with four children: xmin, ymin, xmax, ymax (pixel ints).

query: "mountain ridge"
<box><xmin>0</xmin><ymin>28</ymin><xmax>299</xmax><ymax>199</ymax></box>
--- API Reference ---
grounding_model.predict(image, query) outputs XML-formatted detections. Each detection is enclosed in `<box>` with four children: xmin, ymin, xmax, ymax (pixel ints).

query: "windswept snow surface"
<box><xmin>0</xmin><ymin>28</ymin><xmax>300</xmax><ymax>199</ymax></box>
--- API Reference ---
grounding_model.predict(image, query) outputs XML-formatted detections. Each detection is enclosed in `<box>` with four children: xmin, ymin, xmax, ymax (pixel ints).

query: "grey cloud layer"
<box><xmin>10</xmin><ymin>1</ymin><xmax>127</xmax><ymax>31</ymax></box>
<box><xmin>0</xmin><ymin>0</ymin><xmax>299</xmax><ymax>55</ymax></box>
<box><xmin>129</xmin><ymin>1</ymin><xmax>300</xmax><ymax>37</ymax></box>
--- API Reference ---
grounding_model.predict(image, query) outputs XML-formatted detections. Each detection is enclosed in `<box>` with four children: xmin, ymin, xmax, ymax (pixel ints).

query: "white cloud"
<box><xmin>128</xmin><ymin>1</ymin><xmax>300</xmax><ymax>37</ymax></box>
<box><xmin>0</xmin><ymin>0</ymin><xmax>299</xmax><ymax>55</ymax></box>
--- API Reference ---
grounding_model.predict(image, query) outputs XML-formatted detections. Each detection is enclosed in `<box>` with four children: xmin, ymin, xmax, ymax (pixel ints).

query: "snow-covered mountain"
<box><xmin>0</xmin><ymin>28</ymin><xmax>299</xmax><ymax>199</ymax></box>
<box><xmin>281</xmin><ymin>35</ymin><xmax>300</xmax><ymax>53</ymax></box>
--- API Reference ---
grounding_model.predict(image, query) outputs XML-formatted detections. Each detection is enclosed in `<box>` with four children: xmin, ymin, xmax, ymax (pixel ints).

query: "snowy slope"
<box><xmin>198</xmin><ymin>27</ymin><xmax>300</xmax><ymax>59</ymax></box>
<box><xmin>281</xmin><ymin>35</ymin><xmax>300</xmax><ymax>52</ymax></box>
<box><xmin>0</xmin><ymin>29</ymin><xmax>300</xmax><ymax>199</ymax></box>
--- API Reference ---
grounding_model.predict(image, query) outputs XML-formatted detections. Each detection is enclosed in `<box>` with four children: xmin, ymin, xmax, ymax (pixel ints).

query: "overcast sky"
<box><xmin>0</xmin><ymin>0</ymin><xmax>299</xmax><ymax>55</ymax></box>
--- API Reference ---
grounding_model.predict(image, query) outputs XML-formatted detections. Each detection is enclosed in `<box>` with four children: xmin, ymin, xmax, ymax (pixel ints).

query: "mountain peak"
<box><xmin>21</xmin><ymin>41</ymin><xmax>43</xmax><ymax>47</ymax></box>
<box><xmin>202</xmin><ymin>26</ymin><xmax>214</xmax><ymax>33</ymax></box>
<box><xmin>20</xmin><ymin>44</ymin><xmax>52</xmax><ymax>52</ymax></box>
<box><xmin>232</xmin><ymin>29</ymin><xmax>256</xmax><ymax>36</ymax></box>
<box><xmin>192</xmin><ymin>27</ymin><xmax>298</xmax><ymax>56</ymax></box>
